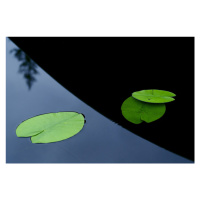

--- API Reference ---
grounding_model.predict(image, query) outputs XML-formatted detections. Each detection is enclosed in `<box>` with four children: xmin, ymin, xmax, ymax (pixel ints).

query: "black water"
<box><xmin>6</xmin><ymin>38</ymin><xmax>194</xmax><ymax>163</ymax></box>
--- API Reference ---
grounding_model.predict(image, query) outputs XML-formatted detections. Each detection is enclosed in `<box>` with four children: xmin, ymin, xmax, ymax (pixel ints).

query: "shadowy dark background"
<box><xmin>9</xmin><ymin>37</ymin><xmax>194</xmax><ymax>161</ymax></box>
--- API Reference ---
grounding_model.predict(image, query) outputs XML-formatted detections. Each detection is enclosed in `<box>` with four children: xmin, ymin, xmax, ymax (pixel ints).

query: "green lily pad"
<box><xmin>16</xmin><ymin>112</ymin><xmax>85</xmax><ymax>143</ymax></box>
<box><xmin>121</xmin><ymin>97</ymin><xmax>166</xmax><ymax>124</ymax></box>
<box><xmin>132</xmin><ymin>89</ymin><xmax>176</xmax><ymax>103</ymax></box>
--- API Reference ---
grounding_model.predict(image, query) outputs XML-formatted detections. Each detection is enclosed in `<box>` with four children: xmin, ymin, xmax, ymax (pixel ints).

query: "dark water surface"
<box><xmin>6</xmin><ymin>38</ymin><xmax>192</xmax><ymax>163</ymax></box>
<box><xmin>9</xmin><ymin>37</ymin><xmax>194</xmax><ymax>161</ymax></box>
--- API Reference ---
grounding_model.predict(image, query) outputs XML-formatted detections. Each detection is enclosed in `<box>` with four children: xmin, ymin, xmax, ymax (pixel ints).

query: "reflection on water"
<box><xmin>10</xmin><ymin>48</ymin><xmax>38</xmax><ymax>89</ymax></box>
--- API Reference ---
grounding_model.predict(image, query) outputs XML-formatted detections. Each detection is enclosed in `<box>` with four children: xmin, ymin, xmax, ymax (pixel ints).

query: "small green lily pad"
<box><xmin>16</xmin><ymin>112</ymin><xmax>85</xmax><ymax>143</ymax></box>
<box><xmin>121</xmin><ymin>97</ymin><xmax>166</xmax><ymax>124</ymax></box>
<box><xmin>132</xmin><ymin>89</ymin><xmax>176</xmax><ymax>103</ymax></box>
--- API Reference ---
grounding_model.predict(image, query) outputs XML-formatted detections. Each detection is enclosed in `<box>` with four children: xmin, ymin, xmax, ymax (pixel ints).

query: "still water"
<box><xmin>6</xmin><ymin>38</ymin><xmax>192</xmax><ymax>163</ymax></box>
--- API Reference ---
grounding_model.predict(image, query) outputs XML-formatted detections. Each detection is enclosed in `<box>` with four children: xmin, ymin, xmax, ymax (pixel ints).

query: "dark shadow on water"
<box><xmin>10</xmin><ymin>47</ymin><xmax>38</xmax><ymax>90</ymax></box>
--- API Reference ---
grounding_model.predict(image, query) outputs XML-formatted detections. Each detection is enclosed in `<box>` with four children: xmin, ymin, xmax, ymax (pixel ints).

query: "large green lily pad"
<box><xmin>121</xmin><ymin>97</ymin><xmax>166</xmax><ymax>124</ymax></box>
<box><xmin>132</xmin><ymin>89</ymin><xmax>176</xmax><ymax>103</ymax></box>
<box><xmin>16</xmin><ymin>112</ymin><xmax>85</xmax><ymax>143</ymax></box>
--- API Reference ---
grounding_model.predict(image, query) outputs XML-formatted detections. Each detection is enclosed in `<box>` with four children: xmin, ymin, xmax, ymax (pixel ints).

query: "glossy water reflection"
<box><xmin>6</xmin><ymin>38</ymin><xmax>193</xmax><ymax>163</ymax></box>
<box><xmin>10</xmin><ymin>47</ymin><xmax>38</xmax><ymax>89</ymax></box>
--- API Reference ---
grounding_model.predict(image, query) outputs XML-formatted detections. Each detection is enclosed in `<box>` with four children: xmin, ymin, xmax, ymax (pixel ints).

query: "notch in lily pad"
<box><xmin>16</xmin><ymin>112</ymin><xmax>85</xmax><ymax>143</ymax></box>
<box><xmin>132</xmin><ymin>89</ymin><xmax>176</xmax><ymax>103</ymax></box>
